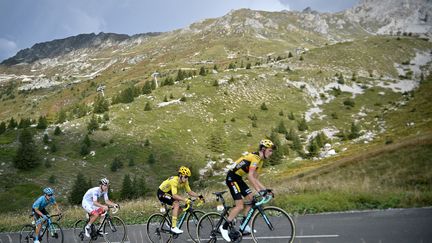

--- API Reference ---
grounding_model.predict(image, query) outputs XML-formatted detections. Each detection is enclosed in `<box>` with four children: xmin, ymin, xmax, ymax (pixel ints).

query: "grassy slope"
<box><xmin>0</xmin><ymin>36</ymin><xmax>431</xmax><ymax>229</ymax></box>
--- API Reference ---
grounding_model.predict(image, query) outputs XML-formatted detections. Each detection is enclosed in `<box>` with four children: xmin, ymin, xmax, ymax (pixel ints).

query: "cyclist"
<box><xmin>32</xmin><ymin>187</ymin><xmax>62</xmax><ymax>243</ymax></box>
<box><xmin>82</xmin><ymin>178</ymin><xmax>119</xmax><ymax>238</ymax></box>
<box><xmin>219</xmin><ymin>139</ymin><xmax>275</xmax><ymax>242</ymax></box>
<box><xmin>157</xmin><ymin>166</ymin><xmax>204</xmax><ymax>234</ymax></box>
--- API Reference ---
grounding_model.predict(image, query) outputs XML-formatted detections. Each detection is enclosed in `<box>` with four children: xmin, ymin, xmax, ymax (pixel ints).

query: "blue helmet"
<box><xmin>43</xmin><ymin>187</ymin><xmax>54</xmax><ymax>195</ymax></box>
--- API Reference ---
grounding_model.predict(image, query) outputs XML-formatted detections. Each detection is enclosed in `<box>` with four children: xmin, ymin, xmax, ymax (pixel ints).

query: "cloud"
<box><xmin>0</xmin><ymin>38</ymin><xmax>18</xmax><ymax>61</ymax></box>
<box><xmin>239</xmin><ymin>0</ymin><xmax>289</xmax><ymax>11</ymax></box>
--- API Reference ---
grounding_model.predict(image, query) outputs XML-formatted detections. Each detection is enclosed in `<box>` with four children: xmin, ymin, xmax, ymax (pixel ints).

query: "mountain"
<box><xmin>345</xmin><ymin>0</ymin><xmax>432</xmax><ymax>35</ymax></box>
<box><xmin>0</xmin><ymin>0</ymin><xmax>431</xmax><ymax>215</ymax></box>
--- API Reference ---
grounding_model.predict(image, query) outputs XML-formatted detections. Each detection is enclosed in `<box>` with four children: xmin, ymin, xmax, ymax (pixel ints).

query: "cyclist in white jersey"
<box><xmin>81</xmin><ymin>178</ymin><xmax>118</xmax><ymax>238</ymax></box>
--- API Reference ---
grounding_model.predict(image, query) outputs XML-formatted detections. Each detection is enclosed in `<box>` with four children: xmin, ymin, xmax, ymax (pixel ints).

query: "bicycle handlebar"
<box><xmin>255</xmin><ymin>194</ymin><xmax>273</xmax><ymax>206</ymax></box>
<box><xmin>109</xmin><ymin>204</ymin><xmax>120</xmax><ymax>214</ymax></box>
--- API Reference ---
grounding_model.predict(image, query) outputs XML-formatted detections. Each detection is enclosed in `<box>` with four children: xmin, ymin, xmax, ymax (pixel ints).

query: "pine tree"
<box><xmin>57</xmin><ymin>109</ymin><xmax>67</xmax><ymax>124</ymax></box>
<box><xmin>8</xmin><ymin>117</ymin><xmax>17</xmax><ymax>129</ymax></box>
<box><xmin>80</xmin><ymin>143</ymin><xmax>89</xmax><ymax>156</ymax></box>
<box><xmin>307</xmin><ymin>139</ymin><xmax>319</xmax><ymax>157</ymax></box>
<box><xmin>268</xmin><ymin>132</ymin><xmax>284</xmax><ymax>166</ymax></box>
<box><xmin>93</xmin><ymin>94</ymin><xmax>109</xmax><ymax>114</ymax></box>
<box><xmin>349</xmin><ymin>122</ymin><xmax>361</xmax><ymax>139</ymax></box>
<box><xmin>87</xmin><ymin>115</ymin><xmax>99</xmax><ymax>133</ymax></box>
<box><xmin>128</xmin><ymin>158</ymin><xmax>135</xmax><ymax>167</ymax></box>
<box><xmin>277</xmin><ymin>120</ymin><xmax>287</xmax><ymax>134</ymax></box>
<box><xmin>176</xmin><ymin>69</ymin><xmax>185</xmax><ymax>81</ymax></box>
<box><xmin>260</xmin><ymin>102</ymin><xmax>268</xmax><ymax>111</ymax></box>
<box><xmin>246</xmin><ymin>63</ymin><xmax>251</xmax><ymax>69</ymax></box>
<box><xmin>69</xmin><ymin>173</ymin><xmax>89</xmax><ymax>205</ymax></box>
<box><xmin>288</xmin><ymin>52</ymin><xmax>293</xmax><ymax>58</ymax></box>
<box><xmin>36</xmin><ymin>116</ymin><xmax>48</xmax><ymax>129</ymax></box>
<box><xmin>148</xmin><ymin>153</ymin><xmax>156</xmax><ymax>164</ymax></box>
<box><xmin>50</xmin><ymin>143</ymin><xmax>57</xmax><ymax>153</ymax></box>
<box><xmin>142</xmin><ymin>81</ymin><xmax>153</xmax><ymax>94</ymax></box>
<box><xmin>297</xmin><ymin>118</ymin><xmax>308</xmax><ymax>131</ymax></box>
<box><xmin>83</xmin><ymin>134</ymin><xmax>91</xmax><ymax>147</ymax></box>
<box><xmin>0</xmin><ymin>121</ymin><xmax>5</xmax><ymax>134</ymax></box>
<box><xmin>43</xmin><ymin>134</ymin><xmax>49</xmax><ymax>144</ymax></box>
<box><xmin>199</xmin><ymin>66</ymin><xmax>206</xmax><ymax>76</ymax></box>
<box><xmin>134</xmin><ymin>176</ymin><xmax>147</xmax><ymax>198</ymax></box>
<box><xmin>290</xmin><ymin>130</ymin><xmax>302</xmax><ymax>152</ymax></box>
<box><xmin>120</xmin><ymin>87</ymin><xmax>135</xmax><ymax>103</ymax></box>
<box><xmin>18</xmin><ymin>118</ymin><xmax>31</xmax><ymax>129</ymax></box>
<box><xmin>120</xmin><ymin>174</ymin><xmax>135</xmax><ymax>200</ymax></box>
<box><xmin>207</xmin><ymin>131</ymin><xmax>227</xmax><ymax>153</ymax></box>
<box><xmin>144</xmin><ymin>102</ymin><xmax>152</xmax><ymax>111</ymax></box>
<box><xmin>54</xmin><ymin>126</ymin><xmax>62</xmax><ymax>135</ymax></box>
<box><xmin>14</xmin><ymin>129</ymin><xmax>40</xmax><ymax>170</ymax></box>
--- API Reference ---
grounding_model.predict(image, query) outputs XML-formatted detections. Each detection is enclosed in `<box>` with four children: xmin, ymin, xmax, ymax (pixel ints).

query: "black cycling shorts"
<box><xmin>226</xmin><ymin>171</ymin><xmax>252</xmax><ymax>200</ymax></box>
<box><xmin>32</xmin><ymin>208</ymin><xmax>49</xmax><ymax>220</ymax></box>
<box><xmin>157</xmin><ymin>189</ymin><xmax>174</xmax><ymax>205</ymax></box>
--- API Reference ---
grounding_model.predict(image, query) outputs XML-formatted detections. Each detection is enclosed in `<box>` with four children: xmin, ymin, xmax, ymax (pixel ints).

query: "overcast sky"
<box><xmin>0</xmin><ymin>0</ymin><xmax>358</xmax><ymax>62</ymax></box>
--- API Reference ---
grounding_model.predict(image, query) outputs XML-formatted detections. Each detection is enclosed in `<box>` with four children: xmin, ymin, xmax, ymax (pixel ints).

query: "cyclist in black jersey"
<box><xmin>219</xmin><ymin>139</ymin><xmax>275</xmax><ymax>242</ymax></box>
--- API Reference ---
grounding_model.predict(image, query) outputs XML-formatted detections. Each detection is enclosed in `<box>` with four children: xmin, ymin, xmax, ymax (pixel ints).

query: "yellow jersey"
<box><xmin>230</xmin><ymin>152</ymin><xmax>263</xmax><ymax>177</ymax></box>
<box><xmin>159</xmin><ymin>176</ymin><xmax>191</xmax><ymax>195</ymax></box>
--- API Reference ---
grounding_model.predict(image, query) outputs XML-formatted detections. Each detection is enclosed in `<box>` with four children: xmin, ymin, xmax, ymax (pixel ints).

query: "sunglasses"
<box><xmin>47</xmin><ymin>194</ymin><xmax>53</xmax><ymax>197</ymax></box>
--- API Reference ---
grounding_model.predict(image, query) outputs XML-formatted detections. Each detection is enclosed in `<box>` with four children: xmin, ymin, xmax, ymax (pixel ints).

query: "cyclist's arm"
<box><xmin>172</xmin><ymin>193</ymin><xmax>187</xmax><ymax>202</ymax></box>
<box><xmin>53</xmin><ymin>202</ymin><xmax>62</xmax><ymax>214</ymax></box>
<box><xmin>33</xmin><ymin>207</ymin><xmax>45</xmax><ymax>218</ymax></box>
<box><xmin>105</xmin><ymin>199</ymin><xmax>118</xmax><ymax>207</ymax></box>
<box><xmin>247</xmin><ymin>167</ymin><xmax>265</xmax><ymax>192</ymax></box>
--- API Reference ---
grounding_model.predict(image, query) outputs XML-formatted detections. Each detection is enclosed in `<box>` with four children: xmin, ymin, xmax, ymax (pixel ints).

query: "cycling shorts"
<box><xmin>226</xmin><ymin>171</ymin><xmax>252</xmax><ymax>200</ymax></box>
<box><xmin>82</xmin><ymin>200</ymin><xmax>104</xmax><ymax>215</ymax></box>
<box><xmin>157</xmin><ymin>189</ymin><xmax>174</xmax><ymax>205</ymax></box>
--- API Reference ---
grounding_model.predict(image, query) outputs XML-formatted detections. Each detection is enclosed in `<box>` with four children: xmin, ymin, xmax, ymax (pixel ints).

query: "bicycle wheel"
<box><xmin>46</xmin><ymin>222</ymin><xmax>64</xmax><ymax>243</ymax></box>
<box><xmin>73</xmin><ymin>219</ymin><xmax>87</xmax><ymax>242</ymax></box>
<box><xmin>186</xmin><ymin>210</ymin><xmax>205</xmax><ymax>242</ymax></box>
<box><xmin>196</xmin><ymin>212</ymin><xmax>226</xmax><ymax>243</ymax></box>
<box><xmin>251</xmin><ymin>206</ymin><xmax>295</xmax><ymax>243</ymax></box>
<box><xmin>146</xmin><ymin>213</ymin><xmax>171</xmax><ymax>243</ymax></box>
<box><xmin>103</xmin><ymin>216</ymin><xmax>127</xmax><ymax>243</ymax></box>
<box><xmin>19</xmin><ymin>224</ymin><xmax>35</xmax><ymax>243</ymax></box>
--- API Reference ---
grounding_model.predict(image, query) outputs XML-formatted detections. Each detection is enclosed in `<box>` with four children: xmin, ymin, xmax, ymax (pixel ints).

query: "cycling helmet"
<box><xmin>259</xmin><ymin>139</ymin><xmax>275</xmax><ymax>150</ymax></box>
<box><xmin>100</xmin><ymin>178</ymin><xmax>110</xmax><ymax>185</ymax></box>
<box><xmin>178</xmin><ymin>166</ymin><xmax>191</xmax><ymax>177</ymax></box>
<box><xmin>43</xmin><ymin>187</ymin><xmax>54</xmax><ymax>195</ymax></box>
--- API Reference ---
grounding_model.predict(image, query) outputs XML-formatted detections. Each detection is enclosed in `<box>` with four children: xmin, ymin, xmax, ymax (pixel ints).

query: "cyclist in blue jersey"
<box><xmin>32</xmin><ymin>187</ymin><xmax>62</xmax><ymax>243</ymax></box>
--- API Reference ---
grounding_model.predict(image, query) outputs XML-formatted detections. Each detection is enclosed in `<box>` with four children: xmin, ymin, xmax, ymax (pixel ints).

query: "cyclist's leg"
<box><xmin>33</xmin><ymin>208</ymin><xmax>48</xmax><ymax>241</ymax></box>
<box><xmin>82</xmin><ymin>200</ymin><xmax>103</xmax><ymax>237</ymax></box>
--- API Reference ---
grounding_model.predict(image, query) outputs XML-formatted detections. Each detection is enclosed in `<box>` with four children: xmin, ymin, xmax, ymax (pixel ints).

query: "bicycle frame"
<box><xmin>160</xmin><ymin>199</ymin><xmax>198</xmax><ymax>231</ymax></box>
<box><xmin>35</xmin><ymin>214</ymin><xmax>62</xmax><ymax>240</ymax></box>
<box><xmin>238</xmin><ymin>195</ymin><xmax>273</xmax><ymax>233</ymax></box>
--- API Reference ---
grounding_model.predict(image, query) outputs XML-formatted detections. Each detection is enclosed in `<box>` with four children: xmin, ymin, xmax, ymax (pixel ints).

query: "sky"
<box><xmin>0</xmin><ymin>0</ymin><xmax>359</xmax><ymax>62</ymax></box>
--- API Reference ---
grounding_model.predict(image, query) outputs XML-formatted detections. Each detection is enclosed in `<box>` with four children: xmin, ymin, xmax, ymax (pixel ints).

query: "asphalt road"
<box><xmin>1</xmin><ymin>207</ymin><xmax>431</xmax><ymax>243</ymax></box>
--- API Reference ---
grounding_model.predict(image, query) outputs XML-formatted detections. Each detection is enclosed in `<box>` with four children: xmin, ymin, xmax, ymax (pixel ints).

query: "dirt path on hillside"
<box><xmin>287</xmin><ymin>131</ymin><xmax>432</xmax><ymax>181</ymax></box>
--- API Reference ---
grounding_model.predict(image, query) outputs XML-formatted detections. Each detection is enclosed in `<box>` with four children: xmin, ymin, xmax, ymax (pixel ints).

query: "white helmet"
<box><xmin>100</xmin><ymin>178</ymin><xmax>110</xmax><ymax>185</ymax></box>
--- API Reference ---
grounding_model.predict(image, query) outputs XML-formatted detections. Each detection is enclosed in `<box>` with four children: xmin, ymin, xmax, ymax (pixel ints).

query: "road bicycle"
<box><xmin>196</xmin><ymin>190</ymin><xmax>295</xmax><ymax>243</ymax></box>
<box><xmin>146</xmin><ymin>198</ymin><xmax>205</xmax><ymax>243</ymax></box>
<box><xmin>73</xmin><ymin>205</ymin><xmax>127</xmax><ymax>243</ymax></box>
<box><xmin>20</xmin><ymin>214</ymin><xmax>64</xmax><ymax>243</ymax></box>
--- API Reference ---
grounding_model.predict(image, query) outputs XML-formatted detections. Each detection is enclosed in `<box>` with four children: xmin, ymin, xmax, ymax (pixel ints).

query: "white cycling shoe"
<box><xmin>171</xmin><ymin>226</ymin><xmax>183</xmax><ymax>234</ymax></box>
<box><xmin>84</xmin><ymin>226</ymin><xmax>91</xmax><ymax>238</ymax></box>
<box><xmin>219</xmin><ymin>225</ymin><xmax>231</xmax><ymax>242</ymax></box>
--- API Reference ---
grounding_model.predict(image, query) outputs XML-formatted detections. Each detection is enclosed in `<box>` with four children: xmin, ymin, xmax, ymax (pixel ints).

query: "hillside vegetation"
<box><xmin>0</xmin><ymin>6</ymin><xmax>431</xmax><ymax>232</ymax></box>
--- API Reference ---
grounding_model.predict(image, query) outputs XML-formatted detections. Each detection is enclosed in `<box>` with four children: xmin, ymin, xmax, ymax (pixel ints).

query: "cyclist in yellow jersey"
<box><xmin>157</xmin><ymin>166</ymin><xmax>204</xmax><ymax>234</ymax></box>
<box><xmin>219</xmin><ymin>139</ymin><xmax>275</xmax><ymax>242</ymax></box>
